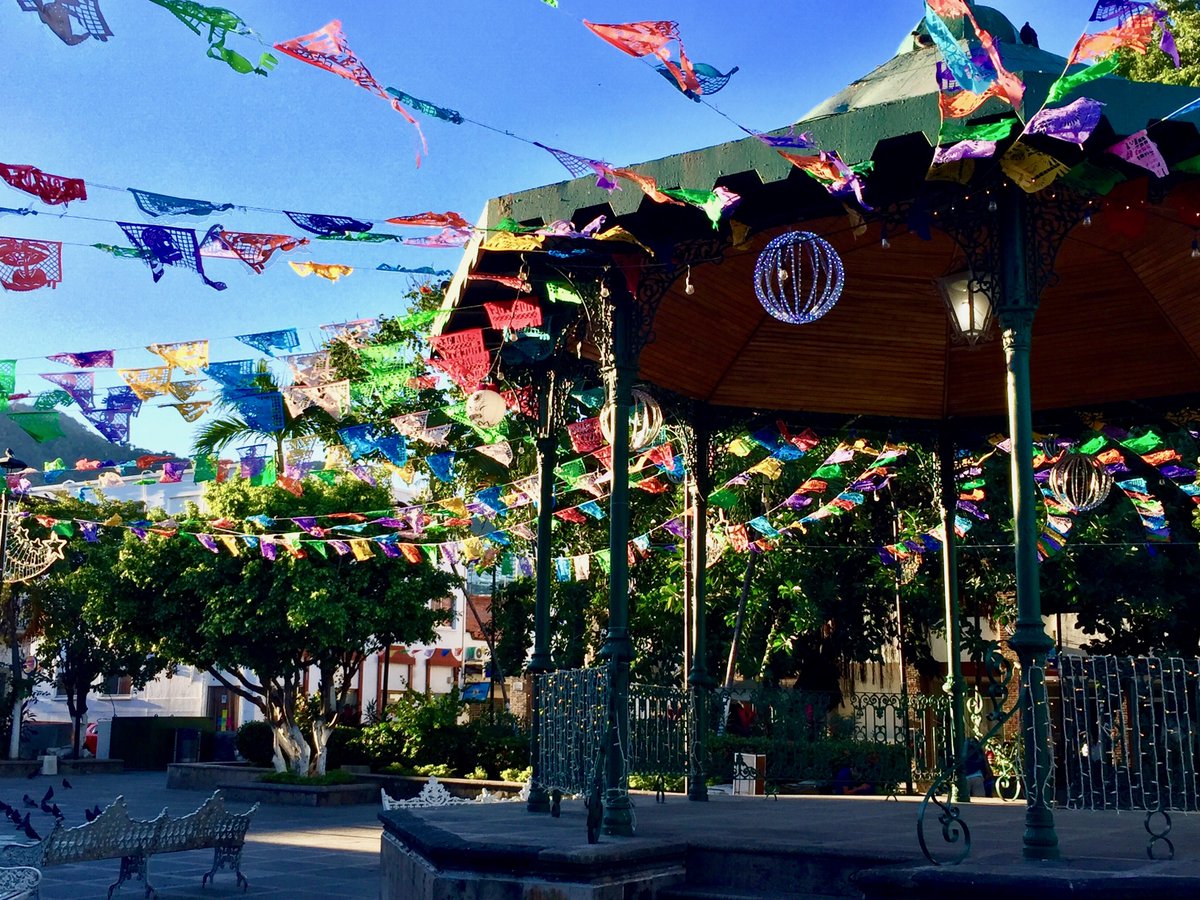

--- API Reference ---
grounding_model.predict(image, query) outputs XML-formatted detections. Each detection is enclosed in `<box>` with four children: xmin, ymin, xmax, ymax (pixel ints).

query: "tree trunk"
<box><xmin>724</xmin><ymin>554</ymin><xmax>756</xmax><ymax>689</ymax></box>
<box><xmin>310</xmin><ymin>719</ymin><xmax>331</xmax><ymax>777</ymax></box>
<box><xmin>68</xmin><ymin>682</ymin><xmax>87</xmax><ymax>760</ymax></box>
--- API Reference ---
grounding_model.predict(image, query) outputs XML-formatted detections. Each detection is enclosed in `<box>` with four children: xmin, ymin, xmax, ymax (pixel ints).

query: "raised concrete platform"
<box><xmin>379</xmin><ymin>793</ymin><xmax>1200</xmax><ymax>899</ymax></box>
<box><xmin>221</xmin><ymin>780</ymin><xmax>380</xmax><ymax>806</ymax></box>
<box><xmin>166</xmin><ymin>761</ymin><xmax>272</xmax><ymax>791</ymax></box>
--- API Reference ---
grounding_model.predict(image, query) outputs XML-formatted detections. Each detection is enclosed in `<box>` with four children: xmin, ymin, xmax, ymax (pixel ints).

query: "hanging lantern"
<box><xmin>600</xmin><ymin>388</ymin><xmax>664</xmax><ymax>450</ymax></box>
<box><xmin>1048</xmin><ymin>451</ymin><xmax>1112</xmax><ymax>513</ymax></box>
<box><xmin>935</xmin><ymin>271</ymin><xmax>994</xmax><ymax>345</ymax></box>
<box><xmin>753</xmin><ymin>231</ymin><xmax>845</xmax><ymax>325</ymax></box>
<box><xmin>466</xmin><ymin>389</ymin><xmax>507</xmax><ymax>428</ymax></box>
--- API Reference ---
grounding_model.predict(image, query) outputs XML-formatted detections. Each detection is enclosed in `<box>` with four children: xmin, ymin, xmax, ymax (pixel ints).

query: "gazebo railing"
<box><xmin>627</xmin><ymin>684</ymin><xmax>690</xmax><ymax>796</ymax></box>
<box><xmin>1059</xmin><ymin>655</ymin><xmax>1200</xmax><ymax>859</ymax></box>
<box><xmin>849</xmin><ymin>691</ymin><xmax>952</xmax><ymax>784</ymax></box>
<box><xmin>534</xmin><ymin>668</ymin><xmax>610</xmax><ymax>812</ymax></box>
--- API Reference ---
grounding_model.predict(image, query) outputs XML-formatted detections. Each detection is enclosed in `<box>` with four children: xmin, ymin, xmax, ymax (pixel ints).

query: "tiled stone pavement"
<box><xmin>0</xmin><ymin>771</ymin><xmax>382</xmax><ymax>899</ymax></box>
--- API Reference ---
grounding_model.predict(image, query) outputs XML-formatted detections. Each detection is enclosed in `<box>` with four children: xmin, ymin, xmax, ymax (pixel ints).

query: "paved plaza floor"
<box><xmin>0</xmin><ymin>770</ymin><xmax>381</xmax><ymax>899</ymax></box>
<box><xmin>4</xmin><ymin>770</ymin><xmax>1200</xmax><ymax>898</ymax></box>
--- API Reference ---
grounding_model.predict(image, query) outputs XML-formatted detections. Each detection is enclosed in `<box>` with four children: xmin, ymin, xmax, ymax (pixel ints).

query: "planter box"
<box><xmin>166</xmin><ymin>762</ymin><xmax>273</xmax><ymax>791</ymax></box>
<box><xmin>219</xmin><ymin>781</ymin><xmax>380</xmax><ymax>807</ymax></box>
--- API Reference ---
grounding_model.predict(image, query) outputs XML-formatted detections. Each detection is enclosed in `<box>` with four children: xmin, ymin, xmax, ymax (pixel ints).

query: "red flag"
<box><xmin>0</xmin><ymin>163</ymin><xmax>86</xmax><ymax>205</ymax></box>
<box><xmin>274</xmin><ymin>20</ymin><xmax>427</xmax><ymax>164</ymax></box>
<box><xmin>583</xmin><ymin>20</ymin><xmax>701</xmax><ymax>94</ymax></box>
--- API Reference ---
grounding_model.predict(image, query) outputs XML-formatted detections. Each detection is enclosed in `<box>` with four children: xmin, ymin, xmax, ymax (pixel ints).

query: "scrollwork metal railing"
<box><xmin>917</xmin><ymin>647</ymin><xmax>1025</xmax><ymax>866</ymax></box>
<box><xmin>627</xmin><ymin>684</ymin><xmax>690</xmax><ymax>799</ymax></box>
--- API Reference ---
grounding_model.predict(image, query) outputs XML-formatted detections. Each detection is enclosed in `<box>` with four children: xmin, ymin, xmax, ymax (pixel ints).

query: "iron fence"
<box><xmin>536</xmin><ymin>676</ymin><xmax>956</xmax><ymax>792</ymax></box>
<box><xmin>627</xmin><ymin>684</ymin><xmax>689</xmax><ymax>782</ymax></box>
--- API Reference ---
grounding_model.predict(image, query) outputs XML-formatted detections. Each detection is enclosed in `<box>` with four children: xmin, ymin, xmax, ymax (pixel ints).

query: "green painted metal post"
<box><xmin>601</xmin><ymin>286</ymin><xmax>636</xmax><ymax>837</ymax></box>
<box><xmin>937</xmin><ymin>427</ymin><xmax>968</xmax><ymax>803</ymax></box>
<box><xmin>526</xmin><ymin>431</ymin><xmax>557</xmax><ymax>813</ymax></box>
<box><xmin>687</xmin><ymin>417</ymin><xmax>710</xmax><ymax>802</ymax></box>
<box><xmin>998</xmin><ymin>190</ymin><xmax>1060</xmax><ymax>861</ymax></box>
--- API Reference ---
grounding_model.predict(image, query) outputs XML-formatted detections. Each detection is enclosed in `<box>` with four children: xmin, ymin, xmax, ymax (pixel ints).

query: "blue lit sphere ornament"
<box><xmin>753</xmin><ymin>231</ymin><xmax>844</xmax><ymax>324</ymax></box>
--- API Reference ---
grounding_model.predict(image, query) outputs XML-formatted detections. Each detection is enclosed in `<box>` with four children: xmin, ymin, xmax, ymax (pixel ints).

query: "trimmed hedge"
<box><xmin>706</xmin><ymin>735</ymin><xmax>909</xmax><ymax>793</ymax></box>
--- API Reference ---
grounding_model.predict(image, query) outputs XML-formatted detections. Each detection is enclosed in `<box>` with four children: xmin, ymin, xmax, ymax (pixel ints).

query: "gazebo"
<box><xmin>436</xmin><ymin>2</ymin><xmax>1200</xmax><ymax>861</ymax></box>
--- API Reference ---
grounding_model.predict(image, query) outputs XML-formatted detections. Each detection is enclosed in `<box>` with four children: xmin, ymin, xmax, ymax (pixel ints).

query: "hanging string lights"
<box><xmin>752</xmin><ymin>231</ymin><xmax>845</xmax><ymax>325</ymax></box>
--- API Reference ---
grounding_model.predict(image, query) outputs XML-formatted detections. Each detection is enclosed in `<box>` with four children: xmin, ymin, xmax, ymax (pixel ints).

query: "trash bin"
<box><xmin>174</xmin><ymin>728</ymin><xmax>200</xmax><ymax>764</ymax></box>
<box><xmin>213</xmin><ymin>731</ymin><xmax>237</xmax><ymax>763</ymax></box>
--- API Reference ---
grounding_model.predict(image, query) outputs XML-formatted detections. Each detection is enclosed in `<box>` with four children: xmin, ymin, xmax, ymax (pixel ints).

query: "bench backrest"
<box><xmin>43</xmin><ymin>797</ymin><xmax>164</xmax><ymax>866</ymax></box>
<box><xmin>0</xmin><ymin>790</ymin><xmax>258</xmax><ymax>868</ymax></box>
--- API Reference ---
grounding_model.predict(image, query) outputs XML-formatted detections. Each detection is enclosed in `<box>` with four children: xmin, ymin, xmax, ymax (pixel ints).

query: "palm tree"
<box><xmin>192</xmin><ymin>362</ymin><xmax>330</xmax><ymax>472</ymax></box>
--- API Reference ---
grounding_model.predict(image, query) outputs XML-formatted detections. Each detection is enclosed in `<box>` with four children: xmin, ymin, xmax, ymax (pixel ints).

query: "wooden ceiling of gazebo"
<box><xmin>627</xmin><ymin>195</ymin><xmax>1200</xmax><ymax>419</ymax></box>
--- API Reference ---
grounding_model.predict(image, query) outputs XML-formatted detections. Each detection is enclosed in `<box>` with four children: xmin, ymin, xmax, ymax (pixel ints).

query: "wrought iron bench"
<box><xmin>0</xmin><ymin>790</ymin><xmax>258</xmax><ymax>899</ymax></box>
<box><xmin>0</xmin><ymin>866</ymin><xmax>40</xmax><ymax>900</ymax></box>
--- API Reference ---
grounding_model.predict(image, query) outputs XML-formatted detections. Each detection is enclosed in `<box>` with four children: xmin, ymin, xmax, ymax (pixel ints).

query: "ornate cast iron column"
<box><xmin>934</xmin><ymin>181</ymin><xmax>1088</xmax><ymax>860</ymax></box>
<box><xmin>587</xmin><ymin>236</ymin><xmax>730</xmax><ymax>836</ymax></box>
<box><xmin>595</xmin><ymin>269</ymin><xmax>639</xmax><ymax>836</ymax></box>
<box><xmin>685</xmin><ymin>411</ymin><xmax>712</xmax><ymax>802</ymax></box>
<box><xmin>937</xmin><ymin>426</ymin><xmax>968</xmax><ymax>803</ymax></box>
<box><xmin>997</xmin><ymin>190</ymin><xmax>1058</xmax><ymax>860</ymax></box>
<box><xmin>526</xmin><ymin>366</ymin><xmax>576</xmax><ymax>813</ymax></box>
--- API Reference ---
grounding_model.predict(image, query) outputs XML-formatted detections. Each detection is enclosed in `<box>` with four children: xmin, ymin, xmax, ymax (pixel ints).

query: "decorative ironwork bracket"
<box><xmin>931</xmin><ymin>181</ymin><xmax>1093</xmax><ymax>313</ymax></box>
<box><xmin>587</xmin><ymin>234</ymin><xmax>732</xmax><ymax>377</ymax></box>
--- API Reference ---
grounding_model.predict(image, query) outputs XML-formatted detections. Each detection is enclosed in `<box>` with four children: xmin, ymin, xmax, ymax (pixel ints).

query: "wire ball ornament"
<box><xmin>1048</xmin><ymin>451</ymin><xmax>1113</xmax><ymax>513</ymax></box>
<box><xmin>753</xmin><ymin>231</ymin><xmax>845</xmax><ymax>325</ymax></box>
<box><xmin>600</xmin><ymin>388</ymin><xmax>664</xmax><ymax>451</ymax></box>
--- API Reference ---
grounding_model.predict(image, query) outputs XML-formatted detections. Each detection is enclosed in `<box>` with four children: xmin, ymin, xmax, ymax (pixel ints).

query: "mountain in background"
<box><xmin>0</xmin><ymin>403</ymin><xmax>162</xmax><ymax>472</ymax></box>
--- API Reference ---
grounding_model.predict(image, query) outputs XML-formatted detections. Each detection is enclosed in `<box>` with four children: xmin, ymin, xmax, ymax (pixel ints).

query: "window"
<box><xmin>430</xmin><ymin>595</ymin><xmax>457</xmax><ymax>626</ymax></box>
<box><xmin>99</xmin><ymin>675</ymin><xmax>133</xmax><ymax>697</ymax></box>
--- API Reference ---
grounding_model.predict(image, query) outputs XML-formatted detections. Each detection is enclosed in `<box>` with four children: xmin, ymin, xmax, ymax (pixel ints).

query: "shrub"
<box><xmin>236</xmin><ymin>720</ymin><xmax>275</xmax><ymax>767</ymax></box>
<box><xmin>259</xmin><ymin>769</ymin><xmax>357</xmax><ymax>786</ymax></box>
<box><xmin>629</xmin><ymin>773</ymin><xmax>685</xmax><ymax>793</ymax></box>
<box><xmin>465</xmin><ymin>766</ymin><xmax>488</xmax><ymax>780</ymax></box>
<box><xmin>326</xmin><ymin>725</ymin><xmax>369</xmax><ymax>769</ymax></box>
<box><xmin>349</xmin><ymin>691</ymin><xmax>531</xmax><ymax>778</ymax></box>
<box><xmin>705</xmin><ymin>735</ymin><xmax>908</xmax><ymax>793</ymax></box>
<box><xmin>500</xmin><ymin>766</ymin><xmax>532</xmax><ymax>784</ymax></box>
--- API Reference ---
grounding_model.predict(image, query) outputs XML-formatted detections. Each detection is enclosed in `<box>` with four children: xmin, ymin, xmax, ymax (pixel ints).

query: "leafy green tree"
<box><xmin>1117</xmin><ymin>2</ymin><xmax>1200</xmax><ymax>87</ymax></box>
<box><xmin>23</xmin><ymin>496</ymin><xmax>170</xmax><ymax>758</ymax></box>
<box><xmin>108</xmin><ymin>477</ymin><xmax>455</xmax><ymax>774</ymax></box>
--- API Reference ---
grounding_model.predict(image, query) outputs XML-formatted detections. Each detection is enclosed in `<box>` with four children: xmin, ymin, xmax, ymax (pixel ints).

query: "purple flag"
<box><xmin>1026</xmin><ymin>97</ymin><xmax>1105</xmax><ymax>145</ymax></box>
<box><xmin>48</xmin><ymin>350</ymin><xmax>114</xmax><ymax>368</ymax></box>
<box><xmin>1107</xmin><ymin>130</ymin><xmax>1169</xmax><ymax>177</ymax></box>
<box><xmin>196</xmin><ymin>534</ymin><xmax>220</xmax><ymax>553</ymax></box>
<box><xmin>933</xmin><ymin>140</ymin><xmax>997</xmax><ymax>164</ymax></box>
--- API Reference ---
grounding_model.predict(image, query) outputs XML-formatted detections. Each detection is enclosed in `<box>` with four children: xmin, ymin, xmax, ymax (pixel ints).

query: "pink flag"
<box><xmin>274</xmin><ymin>20</ymin><xmax>427</xmax><ymax>164</ymax></box>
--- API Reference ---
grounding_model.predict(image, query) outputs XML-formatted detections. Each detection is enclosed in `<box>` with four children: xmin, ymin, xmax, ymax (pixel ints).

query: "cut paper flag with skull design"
<box><xmin>118</xmin><ymin>223</ymin><xmax>226</xmax><ymax>290</ymax></box>
<box><xmin>0</xmin><ymin>237</ymin><xmax>61</xmax><ymax>292</ymax></box>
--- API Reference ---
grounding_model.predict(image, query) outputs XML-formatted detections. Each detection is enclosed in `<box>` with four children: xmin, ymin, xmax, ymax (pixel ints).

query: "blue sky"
<box><xmin>2</xmin><ymin>1</ymin><xmax>1095</xmax><ymax>455</ymax></box>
